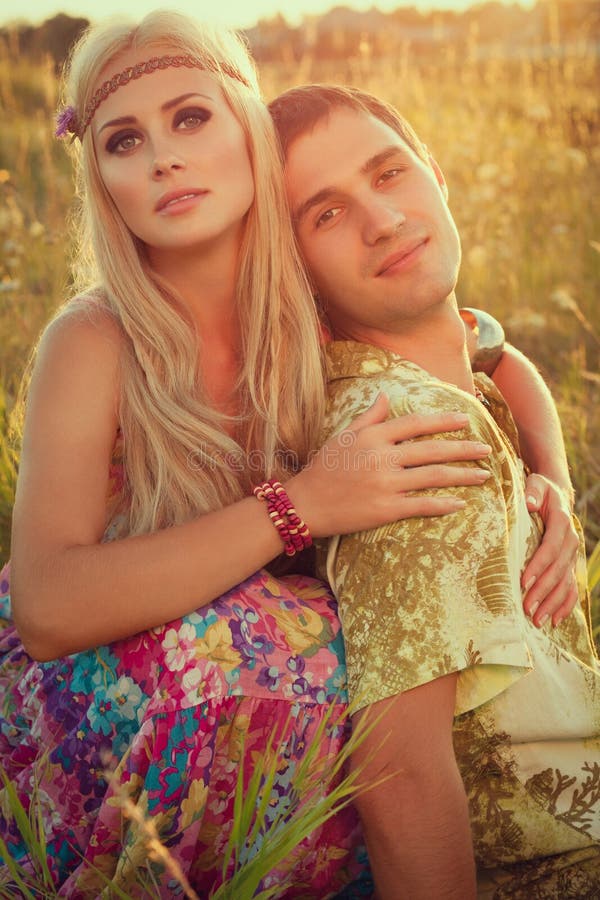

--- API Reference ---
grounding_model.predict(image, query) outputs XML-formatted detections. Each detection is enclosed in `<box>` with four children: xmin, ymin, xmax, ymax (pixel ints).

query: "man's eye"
<box><xmin>316</xmin><ymin>207</ymin><xmax>342</xmax><ymax>228</ymax></box>
<box><xmin>106</xmin><ymin>132</ymin><xmax>141</xmax><ymax>154</ymax></box>
<box><xmin>378</xmin><ymin>168</ymin><xmax>402</xmax><ymax>185</ymax></box>
<box><xmin>174</xmin><ymin>107</ymin><xmax>211</xmax><ymax>129</ymax></box>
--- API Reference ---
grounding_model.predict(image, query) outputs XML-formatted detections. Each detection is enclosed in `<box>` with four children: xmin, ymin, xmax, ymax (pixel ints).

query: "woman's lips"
<box><xmin>155</xmin><ymin>189</ymin><xmax>208</xmax><ymax>215</ymax></box>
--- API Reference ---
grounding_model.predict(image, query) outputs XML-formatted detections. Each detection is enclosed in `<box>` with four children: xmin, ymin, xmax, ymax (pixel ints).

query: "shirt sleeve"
<box><xmin>324</xmin><ymin>376</ymin><xmax>537</xmax><ymax>714</ymax></box>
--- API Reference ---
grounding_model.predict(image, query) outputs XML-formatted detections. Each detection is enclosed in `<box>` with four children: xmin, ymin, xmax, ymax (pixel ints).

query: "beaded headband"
<box><xmin>55</xmin><ymin>53</ymin><xmax>251</xmax><ymax>141</ymax></box>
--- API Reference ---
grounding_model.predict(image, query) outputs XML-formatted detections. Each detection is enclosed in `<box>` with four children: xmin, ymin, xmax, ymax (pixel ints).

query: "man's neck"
<box><xmin>332</xmin><ymin>299</ymin><xmax>475</xmax><ymax>395</ymax></box>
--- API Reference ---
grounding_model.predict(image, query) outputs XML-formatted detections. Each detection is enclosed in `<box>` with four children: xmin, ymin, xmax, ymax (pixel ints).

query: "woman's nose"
<box><xmin>151</xmin><ymin>149</ymin><xmax>186</xmax><ymax>179</ymax></box>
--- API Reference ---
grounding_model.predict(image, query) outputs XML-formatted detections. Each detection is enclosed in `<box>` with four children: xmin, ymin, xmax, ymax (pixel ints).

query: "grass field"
<box><xmin>0</xmin><ymin>38</ymin><xmax>599</xmax><ymax>629</ymax></box>
<box><xmin>0</xmin><ymin>22</ymin><xmax>599</xmax><ymax>895</ymax></box>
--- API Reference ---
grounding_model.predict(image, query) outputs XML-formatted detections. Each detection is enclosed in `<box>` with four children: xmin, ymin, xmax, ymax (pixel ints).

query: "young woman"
<box><xmin>0</xmin><ymin>11</ymin><xmax>579</xmax><ymax>897</ymax></box>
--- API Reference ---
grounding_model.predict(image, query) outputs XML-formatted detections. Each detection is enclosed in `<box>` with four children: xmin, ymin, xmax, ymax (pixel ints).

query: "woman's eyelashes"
<box><xmin>105</xmin><ymin>107</ymin><xmax>212</xmax><ymax>153</ymax></box>
<box><xmin>173</xmin><ymin>106</ymin><xmax>211</xmax><ymax>129</ymax></box>
<box><xmin>106</xmin><ymin>130</ymin><xmax>142</xmax><ymax>154</ymax></box>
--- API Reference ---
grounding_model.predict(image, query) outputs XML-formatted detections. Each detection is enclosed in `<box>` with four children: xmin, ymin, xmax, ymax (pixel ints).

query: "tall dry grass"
<box><xmin>0</xmin><ymin>33</ymin><xmax>598</xmax><ymax>633</ymax></box>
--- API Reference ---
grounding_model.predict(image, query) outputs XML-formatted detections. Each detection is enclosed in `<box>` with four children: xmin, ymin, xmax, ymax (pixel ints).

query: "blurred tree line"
<box><xmin>1</xmin><ymin>0</ymin><xmax>598</xmax><ymax>68</ymax></box>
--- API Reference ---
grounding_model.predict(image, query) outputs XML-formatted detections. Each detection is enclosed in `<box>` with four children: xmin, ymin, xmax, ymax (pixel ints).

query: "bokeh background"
<box><xmin>0</xmin><ymin>0</ymin><xmax>598</xmax><ymax>636</ymax></box>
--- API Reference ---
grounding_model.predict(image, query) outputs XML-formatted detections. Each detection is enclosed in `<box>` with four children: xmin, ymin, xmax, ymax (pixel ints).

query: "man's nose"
<box><xmin>361</xmin><ymin>198</ymin><xmax>406</xmax><ymax>246</ymax></box>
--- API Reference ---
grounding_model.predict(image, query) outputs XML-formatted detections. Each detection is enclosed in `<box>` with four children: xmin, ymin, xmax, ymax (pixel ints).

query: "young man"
<box><xmin>270</xmin><ymin>86</ymin><xmax>600</xmax><ymax>898</ymax></box>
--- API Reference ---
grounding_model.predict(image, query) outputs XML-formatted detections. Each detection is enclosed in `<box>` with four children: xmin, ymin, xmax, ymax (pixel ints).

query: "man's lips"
<box><xmin>155</xmin><ymin>189</ymin><xmax>207</xmax><ymax>213</ymax></box>
<box><xmin>376</xmin><ymin>238</ymin><xmax>428</xmax><ymax>276</ymax></box>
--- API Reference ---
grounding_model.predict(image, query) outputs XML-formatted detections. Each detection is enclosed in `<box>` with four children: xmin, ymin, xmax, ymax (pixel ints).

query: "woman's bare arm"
<box><xmin>11</xmin><ymin>308</ymin><xmax>492</xmax><ymax>660</ymax></box>
<box><xmin>491</xmin><ymin>343</ymin><xmax>578</xmax><ymax>627</ymax></box>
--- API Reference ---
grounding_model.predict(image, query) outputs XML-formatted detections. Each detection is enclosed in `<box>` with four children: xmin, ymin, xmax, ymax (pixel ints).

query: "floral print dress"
<box><xmin>0</xmin><ymin>439</ymin><xmax>369</xmax><ymax>898</ymax></box>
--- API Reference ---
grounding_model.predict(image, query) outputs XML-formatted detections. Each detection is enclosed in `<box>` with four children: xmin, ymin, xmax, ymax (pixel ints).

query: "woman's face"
<box><xmin>92</xmin><ymin>49</ymin><xmax>255</xmax><ymax>268</ymax></box>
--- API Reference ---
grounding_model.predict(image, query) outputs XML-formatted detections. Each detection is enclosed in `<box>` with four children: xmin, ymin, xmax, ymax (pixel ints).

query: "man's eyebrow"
<box><xmin>97</xmin><ymin>93</ymin><xmax>212</xmax><ymax>134</ymax></box>
<box><xmin>293</xmin><ymin>143</ymin><xmax>408</xmax><ymax>224</ymax></box>
<box><xmin>360</xmin><ymin>144</ymin><xmax>407</xmax><ymax>175</ymax></box>
<box><xmin>294</xmin><ymin>186</ymin><xmax>337</xmax><ymax>225</ymax></box>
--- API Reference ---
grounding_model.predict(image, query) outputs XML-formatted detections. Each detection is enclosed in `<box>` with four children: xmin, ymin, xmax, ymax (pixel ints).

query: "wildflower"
<box><xmin>2</xmin><ymin>240</ymin><xmax>23</xmax><ymax>255</ymax></box>
<box><xmin>0</xmin><ymin>170</ymin><xmax>10</xmax><ymax>184</ymax></box>
<box><xmin>476</xmin><ymin>162</ymin><xmax>499</xmax><ymax>181</ymax></box>
<box><xmin>565</xmin><ymin>147</ymin><xmax>587</xmax><ymax>172</ymax></box>
<box><xmin>506</xmin><ymin>310</ymin><xmax>546</xmax><ymax>332</ymax></box>
<box><xmin>527</xmin><ymin>103</ymin><xmax>551</xmax><ymax>123</ymax></box>
<box><xmin>0</xmin><ymin>278</ymin><xmax>21</xmax><ymax>292</ymax></box>
<box><xmin>29</xmin><ymin>221</ymin><xmax>45</xmax><ymax>238</ymax></box>
<box><xmin>551</xmin><ymin>287</ymin><xmax>578</xmax><ymax>313</ymax></box>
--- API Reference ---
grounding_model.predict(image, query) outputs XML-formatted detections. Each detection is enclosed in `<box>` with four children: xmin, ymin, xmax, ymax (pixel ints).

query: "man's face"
<box><xmin>284</xmin><ymin>107</ymin><xmax>462</xmax><ymax>340</ymax></box>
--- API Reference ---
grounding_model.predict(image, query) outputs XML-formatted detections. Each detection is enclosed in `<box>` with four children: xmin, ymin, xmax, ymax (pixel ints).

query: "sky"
<box><xmin>2</xmin><ymin>0</ymin><xmax>534</xmax><ymax>30</ymax></box>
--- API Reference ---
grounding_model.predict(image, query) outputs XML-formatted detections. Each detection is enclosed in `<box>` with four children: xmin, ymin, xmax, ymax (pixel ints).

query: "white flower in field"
<box><xmin>3</xmin><ymin>240</ymin><xmax>23</xmax><ymax>255</ymax></box>
<box><xmin>506</xmin><ymin>309</ymin><xmax>545</xmax><ymax>331</ymax></box>
<box><xmin>552</xmin><ymin>224</ymin><xmax>569</xmax><ymax>235</ymax></box>
<box><xmin>29</xmin><ymin>221</ymin><xmax>45</xmax><ymax>238</ymax></box>
<box><xmin>467</xmin><ymin>245</ymin><xmax>488</xmax><ymax>268</ymax></box>
<box><xmin>565</xmin><ymin>147</ymin><xmax>587</xmax><ymax>172</ymax></box>
<box><xmin>550</xmin><ymin>287</ymin><xmax>578</xmax><ymax>312</ymax></box>
<box><xmin>0</xmin><ymin>278</ymin><xmax>21</xmax><ymax>293</ymax></box>
<box><xmin>527</xmin><ymin>103</ymin><xmax>551</xmax><ymax>123</ymax></box>
<box><xmin>476</xmin><ymin>162</ymin><xmax>499</xmax><ymax>181</ymax></box>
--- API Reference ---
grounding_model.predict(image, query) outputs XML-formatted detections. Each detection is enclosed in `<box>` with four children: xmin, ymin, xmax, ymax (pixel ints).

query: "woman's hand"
<box><xmin>287</xmin><ymin>393</ymin><xmax>492</xmax><ymax>538</ymax></box>
<box><xmin>522</xmin><ymin>473</ymin><xmax>579</xmax><ymax>628</ymax></box>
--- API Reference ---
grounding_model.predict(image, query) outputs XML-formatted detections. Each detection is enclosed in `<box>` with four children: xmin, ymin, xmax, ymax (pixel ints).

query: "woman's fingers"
<box><xmin>380</xmin><ymin>494</ymin><xmax>470</xmax><ymax>520</ymax></box>
<box><xmin>521</xmin><ymin>473</ymin><xmax>579</xmax><ymax>627</ymax></box>
<box><xmin>393</xmin><ymin>464</ymin><xmax>491</xmax><ymax>492</ymax></box>
<box><xmin>343</xmin><ymin>392</ymin><xmax>391</xmax><ymax>432</ymax></box>
<box><xmin>372</xmin><ymin>410</ymin><xmax>472</xmax><ymax>442</ymax></box>
<box><xmin>391</xmin><ymin>438</ymin><xmax>492</xmax><ymax>467</ymax></box>
<box><xmin>525</xmin><ymin>569</ymin><xmax>578</xmax><ymax>628</ymax></box>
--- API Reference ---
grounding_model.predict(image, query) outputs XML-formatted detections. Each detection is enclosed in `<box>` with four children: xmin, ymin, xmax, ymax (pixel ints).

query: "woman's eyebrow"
<box><xmin>97</xmin><ymin>92</ymin><xmax>213</xmax><ymax>134</ymax></box>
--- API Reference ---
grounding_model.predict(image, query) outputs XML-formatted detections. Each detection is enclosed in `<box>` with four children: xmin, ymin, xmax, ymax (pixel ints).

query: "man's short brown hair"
<box><xmin>269</xmin><ymin>84</ymin><xmax>429</xmax><ymax>164</ymax></box>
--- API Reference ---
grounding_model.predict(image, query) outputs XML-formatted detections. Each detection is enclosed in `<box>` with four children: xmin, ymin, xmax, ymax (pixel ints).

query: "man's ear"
<box><xmin>423</xmin><ymin>144</ymin><xmax>449</xmax><ymax>200</ymax></box>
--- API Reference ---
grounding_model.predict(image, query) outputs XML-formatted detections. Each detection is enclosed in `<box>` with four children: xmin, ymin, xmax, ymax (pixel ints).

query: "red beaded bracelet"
<box><xmin>253</xmin><ymin>480</ymin><xmax>313</xmax><ymax>557</ymax></box>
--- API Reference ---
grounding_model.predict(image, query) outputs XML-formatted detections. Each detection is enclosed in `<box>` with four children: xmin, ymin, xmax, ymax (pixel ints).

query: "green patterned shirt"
<box><xmin>319</xmin><ymin>340</ymin><xmax>600</xmax><ymax>891</ymax></box>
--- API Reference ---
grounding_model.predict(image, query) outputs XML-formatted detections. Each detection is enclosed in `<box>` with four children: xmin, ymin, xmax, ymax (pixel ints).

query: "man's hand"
<box><xmin>522</xmin><ymin>473</ymin><xmax>579</xmax><ymax>628</ymax></box>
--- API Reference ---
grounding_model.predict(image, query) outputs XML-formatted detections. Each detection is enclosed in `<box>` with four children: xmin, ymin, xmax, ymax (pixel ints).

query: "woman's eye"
<box><xmin>106</xmin><ymin>132</ymin><xmax>141</xmax><ymax>154</ymax></box>
<box><xmin>316</xmin><ymin>207</ymin><xmax>342</xmax><ymax>228</ymax></box>
<box><xmin>174</xmin><ymin>107</ymin><xmax>211</xmax><ymax>130</ymax></box>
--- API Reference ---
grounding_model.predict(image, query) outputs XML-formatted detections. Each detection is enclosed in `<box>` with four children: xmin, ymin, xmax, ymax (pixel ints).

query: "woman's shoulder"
<box><xmin>51</xmin><ymin>289</ymin><xmax>123</xmax><ymax>338</ymax></box>
<box><xmin>30</xmin><ymin>291</ymin><xmax>125</xmax><ymax>406</ymax></box>
<box><xmin>39</xmin><ymin>290</ymin><xmax>125</xmax><ymax>365</ymax></box>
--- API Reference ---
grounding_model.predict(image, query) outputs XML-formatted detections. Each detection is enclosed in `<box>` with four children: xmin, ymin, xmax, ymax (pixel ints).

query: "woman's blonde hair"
<box><xmin>59</xmin><ymin>9</ymin><xmax>325</xmax><ymax>535</ymax></box>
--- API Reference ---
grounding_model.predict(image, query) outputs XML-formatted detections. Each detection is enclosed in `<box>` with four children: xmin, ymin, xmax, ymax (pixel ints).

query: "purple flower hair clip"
<box><xmin>55</xmin><ymin>105</ymin><xmax>80</xmax><ymax>140</ymax></box>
